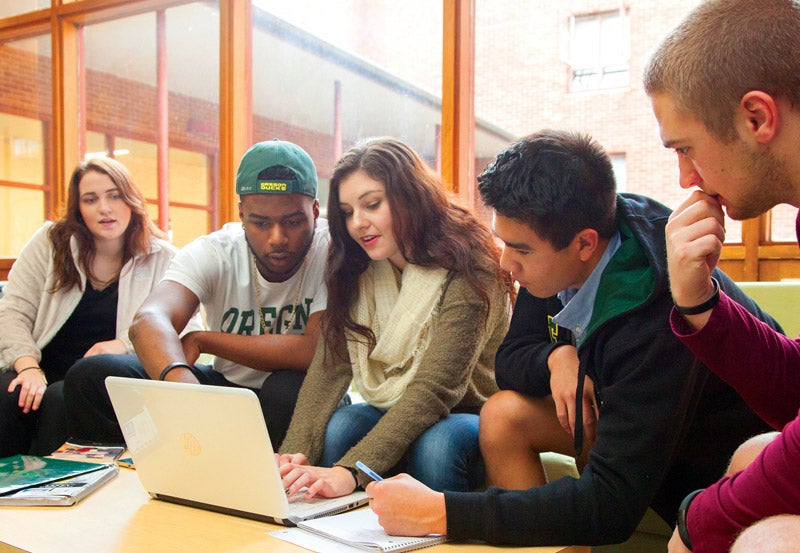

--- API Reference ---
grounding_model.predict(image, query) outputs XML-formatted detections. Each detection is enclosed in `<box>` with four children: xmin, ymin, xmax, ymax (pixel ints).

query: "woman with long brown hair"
<box><xmin>0</xmin><ymin>157</ymin><xmax>183</xmax><ymax>456</ymax></box>
<box><xmin>278</xmin><ymin>137</ymin><xmax>514</xmax><ymax>498</ymax></box>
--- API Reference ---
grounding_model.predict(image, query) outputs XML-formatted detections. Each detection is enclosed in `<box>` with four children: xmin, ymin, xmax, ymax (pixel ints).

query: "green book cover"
<box><xmin>0</xmin><ymin>455</ymin><xmax>107</xmax><ymax>496</ymax></box>
<box><xmin>0</xmin><ymin>463</ymin><xmax>118</xmax><ymax>506</ymax></box>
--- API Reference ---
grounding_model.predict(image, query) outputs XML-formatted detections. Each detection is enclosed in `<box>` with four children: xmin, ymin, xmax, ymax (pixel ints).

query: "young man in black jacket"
<box><xmin>366</xmin><ymin>130</ymin><xmax>778</xmax><ymax>547</ymax></box>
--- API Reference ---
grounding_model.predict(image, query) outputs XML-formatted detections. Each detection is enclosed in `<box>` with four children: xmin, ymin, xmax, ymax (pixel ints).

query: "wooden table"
<box><xmin>0</xmin><ymin>468</ymin><xmax>588</xmax><ymax>553</ymax></box>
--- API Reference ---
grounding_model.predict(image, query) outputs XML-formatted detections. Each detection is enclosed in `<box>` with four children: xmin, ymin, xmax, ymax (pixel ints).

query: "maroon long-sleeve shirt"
<box><xmin>671</xmin><ymin>292</ymin><xmax>800</xmax><ymax>552</ymax></box>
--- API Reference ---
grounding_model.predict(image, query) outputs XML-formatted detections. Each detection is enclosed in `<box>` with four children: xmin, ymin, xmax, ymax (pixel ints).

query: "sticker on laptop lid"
<box><xmin>122</xmin><ymin>407</ymin><xmax>158</xmax><ymax>456</ymax></box>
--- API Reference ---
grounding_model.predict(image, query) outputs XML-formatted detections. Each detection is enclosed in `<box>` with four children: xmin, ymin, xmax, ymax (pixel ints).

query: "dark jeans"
<box><xmin>63</xmin><ymin>353</ymin><xmax>308</xmax><ymax>450</ymax></box>
<box><xmin>0</xmin><ymin>371</ymin><xmax>68</xmax><ymax>457</ymax></box>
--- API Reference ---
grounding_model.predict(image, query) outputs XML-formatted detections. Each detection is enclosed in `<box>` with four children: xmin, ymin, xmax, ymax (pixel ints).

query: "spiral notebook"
<box><xmin>296</xmin><ymin>508</ymin><xmax>446</xmax><ymax>552</ymax></box>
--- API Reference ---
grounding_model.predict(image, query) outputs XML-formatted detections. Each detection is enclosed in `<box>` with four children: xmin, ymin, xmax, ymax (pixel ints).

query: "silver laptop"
<box><xmin>105</xmin><ymin>376</ymin><xmax>369</xmax><ymax>525</ymax></box>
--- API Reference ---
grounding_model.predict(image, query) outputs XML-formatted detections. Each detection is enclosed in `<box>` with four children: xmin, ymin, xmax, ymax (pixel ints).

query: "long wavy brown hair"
<box><xmin>324</xmin><ymin>137</ymin><xmax>514</xmax><ymax>360</ymax></box>
<box><xmin>49</xmin><ymin>157</ymin><xmax>165</xmax><ymax>293</ymax></box>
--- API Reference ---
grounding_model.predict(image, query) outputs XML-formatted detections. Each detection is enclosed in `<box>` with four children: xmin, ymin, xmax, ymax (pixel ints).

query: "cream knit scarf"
<box><xmin>347</xmin><ymin>259</ymin><xmax>449</xmax><ymax>409</ymax></box>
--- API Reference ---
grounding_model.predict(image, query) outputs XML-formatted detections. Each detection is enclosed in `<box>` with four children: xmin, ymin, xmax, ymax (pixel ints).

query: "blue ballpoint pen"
<box><xmin>355</xmin><ymin>460</ymin><xmax>384</xmax><ymax>482</ymax></box>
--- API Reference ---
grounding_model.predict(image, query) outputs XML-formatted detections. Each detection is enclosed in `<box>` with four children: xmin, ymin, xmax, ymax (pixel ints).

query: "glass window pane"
<box><xmin>251</xmin><ymin>0</ymin><xmax>443</xmax><ymax>216</ymax></box>
<box><xmin>0</xmin><ymin>187</ymin><xmax>45</xmax><ymax>257</ymax></box>
<box><xmin>252</xmin><ymin>1</ymin><xmax>441</xmax><ymax>91</ymax></box>
<box><xmin>145</xmin><ymin>202</ymin><xmax>159</xmax><ymax>234</ymax></box>
<box><xmin>170</xmin><ymin>206</ymin><xmax>211</xmax><ymax>248</ymax></box>
<box><xmin>571</xmin><ymin>18</ymin><xmax>599</xmax><ymax>69</ymax></box>
<box><xmin>0</xmin><ymin>1</ymin><xmax>49</xmax><ymax>19</ymax></box>
<box><xmin>476</xmin><ymin>2</ymin><xmax>717</xmax><ymax>239</ymax></box>
<box><xmin>770</xmin><ymin>204</ymin><xmax>797</xmax><ymax>243</ymax></box>
<box><xmin>610</xmin><ymin>154</ymin><xmax>626</xmax><ymax>192</ymax></box>
<box><xmin>169</xmin><ymin>148</ymin><xmax>210</xmax><ymax>205</ymax></box>
<box><xmin>0</xmin><ymin>113</ymin><xmax>44</xmax><ymax>185</ymax></box>
<box><xmin>0</xmin><ymin>35</ymin><xmax>50</xmax><ymax>257</ymax></box>
<box><xmin>570</xmin><ymin>11</ymin><xmax>629</xmax><ymax>91</ymax></box>
<box><xmin>599</xmin><ymin>13</ymin><xmax>624</xmax><ymax>64</ymax></box>
<box><xmin>82</xmin><ymin>2</ymin><xmax>218</xmax><ymax>243</ymax></box>
<box><xmin>168</xmin><ymin>145</ymin><xmax>213</xmax><ymax>247</ymax></box>
<box><xmin>85</xmin><ymin>131</ymin><xmax>109</xmax><ymax>160</ymax></box>
<box><xmin>724</xmin><ymin>218</ymin><xmax>742</xmax><ymax>244</ymax></box>
<box><xmin>110</xmin><ymin>137</ymin><xmax>157</xmax><ymax>199</ymax></box>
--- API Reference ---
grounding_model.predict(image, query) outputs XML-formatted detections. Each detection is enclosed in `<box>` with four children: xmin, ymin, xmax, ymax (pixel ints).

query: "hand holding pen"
<box><xmin>364</xmin><ymin>472</ymin><xmax>448</xmax><ymax>537</ymax></box>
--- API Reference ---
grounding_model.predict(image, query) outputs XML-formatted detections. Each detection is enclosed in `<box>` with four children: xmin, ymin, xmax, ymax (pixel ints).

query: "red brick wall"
<box><xmin>0</xmin><ymin>45</ymin><xmax>51</xmax><ymax>119</ymax></box>
<box><xmin>0</xmin><ymin>44</ymin><xmax>335</xmax><ymax>177</ymax></box>
<box><xmin>473</xmin><ymin>1</ymin><xmax>702</xmax><ymax>212</ymax></box>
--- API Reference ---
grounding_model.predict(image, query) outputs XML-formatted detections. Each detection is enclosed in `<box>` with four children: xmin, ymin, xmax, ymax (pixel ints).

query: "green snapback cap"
<box><xmin>235</xmin><ymin>139</ymin><xmax>318</xmax><ymax>198</ymax></box>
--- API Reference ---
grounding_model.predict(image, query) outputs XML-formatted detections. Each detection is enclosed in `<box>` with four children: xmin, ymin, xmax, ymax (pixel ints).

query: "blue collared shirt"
<box><xmin>553</xmin><ymin>232</ymin><xmax>621</xmax><ymax>346</ymax></box>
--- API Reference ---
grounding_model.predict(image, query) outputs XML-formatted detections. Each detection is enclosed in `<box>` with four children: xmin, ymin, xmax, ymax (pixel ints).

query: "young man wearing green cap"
<box><xmin>64</xmin><ymin>139</ymin><xmax>332</xmax><ymax>448</ymax></box>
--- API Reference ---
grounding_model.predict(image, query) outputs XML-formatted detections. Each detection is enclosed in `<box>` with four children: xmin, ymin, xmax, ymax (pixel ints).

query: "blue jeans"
<box><xmin>320</xmin><ymin>402</ymin><xmax>484</xmax><ymax>492</ymax></box>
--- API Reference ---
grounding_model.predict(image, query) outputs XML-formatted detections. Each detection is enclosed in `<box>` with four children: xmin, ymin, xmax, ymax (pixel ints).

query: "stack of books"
<box><xmin>0</xmin><ymin>450</ymin><xmax>120</xmax><ymax>507</ymax></box>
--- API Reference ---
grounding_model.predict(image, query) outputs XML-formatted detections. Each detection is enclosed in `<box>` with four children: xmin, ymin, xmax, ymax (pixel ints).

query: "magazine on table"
<box><xmin>49</xmin><ymin>440</ymin><xmax>126</xmax><ymax>463</ymax></box>
<box><xmin>0</xmin><ymin>455</ymin><xmax>109</xmax><ymax>496</ymax></box>
<box><xmin>0</xmin><ymin>462</ymin><xmax>118</xmax><ymax>506</ymax></box>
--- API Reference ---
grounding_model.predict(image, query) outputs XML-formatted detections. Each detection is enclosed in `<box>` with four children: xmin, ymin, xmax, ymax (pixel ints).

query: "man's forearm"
<box><xmin>192</xmin><ymin>330</ymin><xmax>318</xmax><ymax>371</ymax></box>
<box><xmin>129</xmin><ymin>313</ymin><xmax>194</xmax><ymax>380</ymax></box>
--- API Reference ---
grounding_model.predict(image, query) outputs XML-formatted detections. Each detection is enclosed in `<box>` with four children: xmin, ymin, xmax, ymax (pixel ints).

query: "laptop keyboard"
<box><xmin>286</xmin><ymin>491</ymin><xmax>349</xmax><ymax>517</ymax></box>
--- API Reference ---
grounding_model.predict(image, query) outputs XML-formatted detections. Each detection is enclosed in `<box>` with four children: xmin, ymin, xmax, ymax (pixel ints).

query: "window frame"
<box><xmin>567</xmin><ymin>7</ymin><xmax>630</xmax><ymax>93</ymax></box>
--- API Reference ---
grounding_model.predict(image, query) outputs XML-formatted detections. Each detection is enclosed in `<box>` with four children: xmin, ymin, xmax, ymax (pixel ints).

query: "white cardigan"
<box><xmin>0</xmin><ymin>222</ymin><xmax>200</xmax><ymax>369</ymax></box>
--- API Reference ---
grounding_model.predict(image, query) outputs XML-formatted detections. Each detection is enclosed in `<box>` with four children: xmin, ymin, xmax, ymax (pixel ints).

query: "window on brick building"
<box><xmin>568</xmin><ymin>9</ymin><xmax>629</xmax><ymax>92</ymax></box>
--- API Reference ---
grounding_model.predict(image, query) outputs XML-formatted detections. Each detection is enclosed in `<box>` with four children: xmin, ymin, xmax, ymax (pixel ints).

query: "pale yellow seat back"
<box><xmin>736</xmin><ymin>281</ymin><xmax>800</xmax><ymax>339</ymax></box>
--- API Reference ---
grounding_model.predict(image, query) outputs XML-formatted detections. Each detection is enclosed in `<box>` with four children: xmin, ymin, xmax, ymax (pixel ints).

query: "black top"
<box><xmin>39</xmin><ymin>281</ymin><xmax>118</xmax><ymax>382</ymax></box>
<box><xmin>444</xmin><ymin>194</ymin><xmax>779</xmax><ymax>546</ymax></box>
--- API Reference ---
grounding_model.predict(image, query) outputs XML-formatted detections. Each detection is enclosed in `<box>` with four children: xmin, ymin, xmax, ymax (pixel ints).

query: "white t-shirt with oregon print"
<box><xmin>163</xmin><ymin>219</ymin><xmax>329</xmax><ymax>388</ymax></box>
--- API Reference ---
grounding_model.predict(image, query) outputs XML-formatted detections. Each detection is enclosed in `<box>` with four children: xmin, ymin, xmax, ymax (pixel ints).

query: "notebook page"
<box><xmin>269</xmin><ymin>527</ymin><xmax>367</xmax><ymax>553</ymax></box>
<box><xmin>297</xmin><ymin>508</ymin><xmax>446</xmax><ymax>552</ymax></box>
